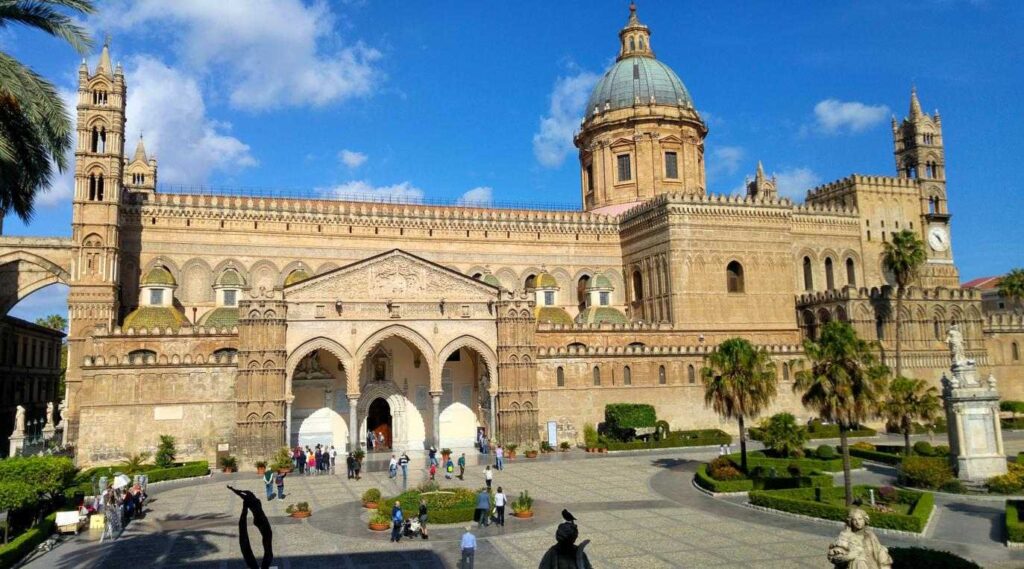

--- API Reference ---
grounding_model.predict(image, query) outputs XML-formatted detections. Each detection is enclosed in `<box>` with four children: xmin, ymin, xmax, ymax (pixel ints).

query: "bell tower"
<box><xmin>64</xmin><ymin>38</ymin><xmax>127</xmax><ymax>446</ymax></box>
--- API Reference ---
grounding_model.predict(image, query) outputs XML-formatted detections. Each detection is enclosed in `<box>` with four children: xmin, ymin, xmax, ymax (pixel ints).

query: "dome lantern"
<box><xmin>618</xmin><ymin>3</ymin><xmax>654</xmax><ymax>61</ymax></box>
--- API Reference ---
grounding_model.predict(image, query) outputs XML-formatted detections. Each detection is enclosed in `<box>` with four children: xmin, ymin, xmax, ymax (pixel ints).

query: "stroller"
<box><xmin>402</xmin><ymin>517</ymin><xmax>425</xmax><ymax>539</ymax></box>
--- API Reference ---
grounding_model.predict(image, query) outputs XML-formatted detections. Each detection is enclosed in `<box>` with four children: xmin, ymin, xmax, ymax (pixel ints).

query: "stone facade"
<box><xmin>8</xmin><ymin>7</ymin><xmax>1014</xmax><ymax>466</ymax></box>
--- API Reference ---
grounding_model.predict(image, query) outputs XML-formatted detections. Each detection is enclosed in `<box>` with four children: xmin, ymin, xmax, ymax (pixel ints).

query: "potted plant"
<box><xmin>524</xmin><ymin>446</ymin><xmax>539</xmax><ymax>459</ymax></box>
<box><xmin>511</xmin><ymin>490</ymin><xmax>534</xmax><ymax>519</ymax></box>
<box><xmin>362</xmin><ymin>488</ymin><xmax>381</xmax><ymax>509</ymax></box>
<box><xmin>583</xmin><ymin>423</ymin><xmax>598</xmax><ymax>452</ymax></box>
<box><xmin>559</xmin><ymin>441</ymin><xmax>571</xmax><ymax>452</ymax></box>
<box><xmin>255</xmin><ymin>460</ymin><xmax>267</xmax><ymax>475</ymax></box>
<box><xmin>286</xmin><ymin>502</ymin><xmax>311</xmax><ymax>518</ymax></box>
<box><xmin>219</xmin><ymin>455</ymin><xmax>238</xmax><ymax>473</ymax></box>
<box><xmin>353</xmin><ymin>449</ymin><xmax>366</xmax><ymax>464</ymax></box>
<box><xmin>270</xmin><ymin>447</ymin><xmax>293</xmax><ymax>473</ymax></box>
<box><xmin>506</xmin><ymin>443</ymin><xmax>518</xmax><ymax>459</ymax></box>
<box><xmin>368</xmin><ymin>510</ymin><xmax>391</xmax><ymax>531</ymax></box>
<box><xmin>540</xmin><ymin>441</ymin><xmax>553</xmax><ymax>453</ymax></box>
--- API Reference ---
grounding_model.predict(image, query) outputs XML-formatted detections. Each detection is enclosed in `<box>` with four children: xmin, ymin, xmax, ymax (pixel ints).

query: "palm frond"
<box><xmin>0</xmin><ymin>0</ymin><xmax>95</xmax><ymax>54</ymax></box>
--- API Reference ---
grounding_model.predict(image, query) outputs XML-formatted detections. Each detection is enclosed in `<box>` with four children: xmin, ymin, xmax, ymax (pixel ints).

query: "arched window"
<box><xmin>577</xmin><ymin>275</ymin><xmax>591</xmax><ymax>311</ymax></box>
<box><xmin>824</xmin><ymin>258</ymin><xmax>835</xmax><ymax>290</ymax></box>
<box><xmin>213</xmin><ymin>348</ymin><xmax>238</xmax><ymax>362</ymax></box>
<box><xmin>632</xmin><ymin>270</ymin><xmax>644</xmax><ymax>302</ymax></box>
<box><xmin>658</xmin><ymin>365</ymin><xmax>666</xmax><ymax>385</ymax></box>
<box><xmin>1013</xmin><ymin>342</ymin><xmax>1020</xmax><ymax>362</ymax></box>
<box><xmin>524</xmin><ymin>274</ymin><xmax>536</xmax><ymax>291</ymax></box>
<box><xmin>89</xmin><ymin>174</ymin><xmax>104</xmax><ymax>201</ymax></box>
<box><xmin>802</xmin><ymin>310</ymin><xmax>817</xmax><ymax>341</ymax></box>
<box><xmin>845</xmin><ymin>258</ymin><xmax>856</xmax><ymax>286</ymax></box>
<box><xmin>128</xmin><ymin>349</ymin><xmax>156</xmax><ymax>364</ymax></box>
<box><xmin>687</xmin><ymin>364</ymin><xmax>695</xmax><ymax>384</ymax></box>
<box><xmin>91</xmin><ymin>127</ymin><xmax>100</xmax><ymax>152</ymax></box>
<box><xmin>593</xmin><ymin>366</ymin><xmax>601</xmax><ymax>386</ymax></box>
<box><xmin>567</xmin><ymin>342</ymin><xmax>587</xmax><ymax>351</ymax></box>
<box><xmin>556</xmin><ymin>366</ymin><xmax>565</xmax><ymax>387</ymax></box>
<box><xmin>933</xmin><ymin>318</ymin><xmax>942</xmax><ymax>341</ymax></box>
<box><xmin>639</xmin><ymin>37</ymin><xmax>646</xmax><ymax>50</ymax></box>
<box><xmin>623</xmin><ymin>366</ymin><xmax>632</xmax><ymax>385</ymax></box>
<box><xmin>726</xmin><ymin>261</ymin><xmax>744</xmax><ymax>293</ymax></box>
<box><xmin>803</xmin><ymin>256</ymin><xmax>813</xmax><ymax>291</ymax></box>
<box><xmin>782</xmin><ymin>362</ymin><xmax>790</xmax><ymax>381</ymax></box>
<box><xmin>629</xmin><ymin>37</ymin><xmax>635</xmax><ymax>51</ymax></box>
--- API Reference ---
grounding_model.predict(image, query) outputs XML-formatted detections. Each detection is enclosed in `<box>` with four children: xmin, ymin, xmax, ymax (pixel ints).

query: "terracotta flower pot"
<box><xmin>598</xmin><ymin>448</ymin><xmax>608</xmax><ymax>454</ymax></box>
<box><xmin>525</xmin><ymin>451</ymin><xmax>538</xmax><ymax>458</ymax></box>
<box><xmin>368</xmin><ymin>521</ymin><xmax>390</xmax><ymax>531</ymax></box>
<box><xmin>222</xmin><ymin>467</ymin><xmax>236</xmax><ymax>473</ymax></box>
<box><xmin>512</xmin><ymin>511</ymin><xmax>534</xmax><ymax>519</ymax></box>
<box><xmin>289</xmin><ymin>510</ymin><xmax>312</xmax><ymax>519</ymax></box>
<box><xmin>363</xmin><ymin>502</ymin><xmax>378</xmax><ymax>510</ymax></box>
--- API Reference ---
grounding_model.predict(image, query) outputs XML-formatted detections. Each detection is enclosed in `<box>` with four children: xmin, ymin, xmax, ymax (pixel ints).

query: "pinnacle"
<box><xmin>133</xmin><ymin>136</ymin><xmax>148</xmax><ymax>163</ymax></box>
<box><xmin>909</xmin><ymin>85</ymin><xmax>923</xmax><ymax>118</ymax></box>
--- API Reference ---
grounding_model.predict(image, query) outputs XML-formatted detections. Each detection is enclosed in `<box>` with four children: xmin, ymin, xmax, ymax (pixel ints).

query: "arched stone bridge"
<box><xmin>0</xmin><ymin>236</ymin><xmax>73</xmax><ymax>315</ymax></box>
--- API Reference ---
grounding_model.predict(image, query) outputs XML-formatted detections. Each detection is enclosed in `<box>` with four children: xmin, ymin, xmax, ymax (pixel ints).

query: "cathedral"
<box><xmin>30</xmin><ymin>6</ymin><xmax>1023</xmax><ymax>465</ymax></box>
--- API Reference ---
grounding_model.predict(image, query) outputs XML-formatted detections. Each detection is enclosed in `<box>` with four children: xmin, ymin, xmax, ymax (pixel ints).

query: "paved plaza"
<box><xmin>22</xmin><ymin>439</ymin><xmax>1024</xmax><ymax>568</ymax></box>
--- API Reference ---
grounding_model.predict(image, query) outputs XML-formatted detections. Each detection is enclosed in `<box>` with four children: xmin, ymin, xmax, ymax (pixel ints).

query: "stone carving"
<box><xmin>827</xmin><ymin>507</ymin><xmax>892</xmax><ymax>569</ymax></box>
<box><xmin>946</xmin><ymin>324</ymin><xmax>967</xmax><ymax>366</ymax></box>
<box><xmin>14</xmin><ymin>405</ymin><xmax>25</xmax><ymax>433</ymax></box>
<box><xmin>45</xmin><ymin>402</ymin><xmax>54</xmax><ymax>426</ymax></box>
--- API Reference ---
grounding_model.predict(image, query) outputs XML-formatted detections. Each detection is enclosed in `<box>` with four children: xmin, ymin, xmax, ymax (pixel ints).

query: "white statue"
<box><xmin>45</xmin><ymin>402</ymin><xmax>54</xmax><ymax>426</ymax></box>
<box><xmin>14</xmin><ymin>405</ymin><xmax>25</xmax><ymax>433</ymax></box>
<box><xmin>946</xmin><ymin>324</ymin><xmax>967</xmax><ymax>366</ymax></box>
<box><xmin>828</xmin><ymin>507</ymin><xmax>893</xmax><ymax>569</ymax></box>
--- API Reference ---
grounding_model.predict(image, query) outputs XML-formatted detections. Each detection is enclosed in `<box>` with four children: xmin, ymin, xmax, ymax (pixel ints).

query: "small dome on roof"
<box><xmin>587</xmin><ymin>275</ymin><xmax>613</xmax><ymax>290</ymax></box>
<box><xmin>216</xmin><ymin>269</ymin><xmax>245</xmax><ymax>288</ymax></box>
<box><xmin>141</xmin><ymin>266</ymin><xmax>176</xmax><ymax>287</ymax></box>
<box><xmin>576</xmin><ymin>306</ymin><xmax>628</xmax><ymax>325</ymax></box>
<box><xmin>535</xmin><ymin>272</ymin><xmax>559</xmax><ymax>289</ymax></box>
<box><xmin>123</xmin><ymin>306</ymin><xmax>188</xmax><ymax>331</ymax></box>
<box><xmin>535</xmin><ymin>306</ymin><xmax>573</xmax><ymax>325</ymax></box>
<box><xmin>284</xmin><ymin>269</ymin><xmax>310</xmax><ymax>287</ymax></box>
<box><xmin>199</xmin><ymin>307</ymin><xmax>239</xmax><ymax>329</ymax></box>
<box><xmin>481</xmin><ymin>274</ymin><xmax>502</xmax><ymax>288</ymax></box>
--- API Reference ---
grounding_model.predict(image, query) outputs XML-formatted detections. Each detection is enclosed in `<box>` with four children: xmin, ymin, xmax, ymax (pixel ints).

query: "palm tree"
<box><xmin>0</xmin><ymin>0</ymin><xmax>94</xmax><ymax>221</ymax></box>
<box><xmin>998</xmin><ymin>268</ymin><xmax>1024</xmax><ymax>312</ymax></box>
<box><xmin>795</xmin><ymin>321</ymin><xmax>889</xmax><ymax>506</ymax></box>
<box><xmin>34</xmin><ymin>313</ymin><xmax>66</xmax><ymax>333</ymax></box>
<box><xmin>882</xmin><ymin>229</ymin><xmax>927</xmax><ymax>378</ymax></box>
<box><xmin>702</xmin><ymin>337</ymin><xmax>778</xmax><ymax>473</ymax></box>
<box><xmin>120</xmin><ymin>452</ymin><xmax>151</xmax><ymax>475</ymax></box>
<box><xmin>883</xmin><ymin>376</ymin><xmax>941</xmax><ymax>455</ymax></box>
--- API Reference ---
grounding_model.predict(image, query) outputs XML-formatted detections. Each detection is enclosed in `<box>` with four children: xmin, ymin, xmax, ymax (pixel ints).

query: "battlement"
<box><xmin>82</xmin><ymin>350</ymin><xmax>238</xmax><ymax>368</ymax></box>
<box><xmin>805</xmin><ymin>174</ymin><xmax>918</xmax><ymax>202</ymax></box>
<box><xmin>796</xmin><ymin>284</ymin><xmax>979</xmax><ymax>306</ymax></box>
<box><xmin>102</xmin><ymin>325</ymin><xmax>240</xmax><ymax>337</ymax></box>
<box><xmin>985</xmin><ymin>312</ymin><xmax>1024</xmax><ymax>332</ymax></box>
<box><xmin>537</xmin><ymin>343</ymin><xmax>803</xmax><ymax>358</ymax></box>
<box><xmin>537</xmin><ymin>321</ymin><xmax>672</xmax><ymax>332</ymax></box>
<box><xmin>618</xmin><ymin>191</ymin><xmax>857</xmax><ymax>226</ymax></box>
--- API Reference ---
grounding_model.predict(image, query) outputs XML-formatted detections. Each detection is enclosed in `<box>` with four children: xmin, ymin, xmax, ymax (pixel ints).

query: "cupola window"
<box><xmin>616</xmin><ymin>154</ymin><xmax>632</xmax><ymax>182</ymax></box>
<box><xmin>664</xmin><ymin>152</ymin><xmax>678</xmax><ymax>179</ymax></box>
<box><xmin>149</xmin><ymin>288</ymin><xmax>164</xmax><ymax>306</ymax></box>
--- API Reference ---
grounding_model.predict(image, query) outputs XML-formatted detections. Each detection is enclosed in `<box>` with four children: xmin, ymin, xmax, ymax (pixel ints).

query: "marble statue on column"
<box><xmin>827</xmin><ymin>507</ymin><xmax>892</xmax><ymax>569</ymax></box>
<box><xmin>946</xmin><ymin>324</ymin><xmax>968</xmax><ymax>366</ymax></box>
<box><xmin>9</xmin><ymin>405</ymin><xmax>26</xmax><ymax>456</ymax></box>
<box><xmin>42</xmin><ymin>401</ymin><xmax>56</xmax><ymax>441</ymax></box>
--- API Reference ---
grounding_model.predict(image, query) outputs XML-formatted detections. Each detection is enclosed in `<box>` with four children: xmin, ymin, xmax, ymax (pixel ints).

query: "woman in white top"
<box><xmin>484</xmin><ymin>465</ymin><xmax>493</xmax><ymax>490</ymax></box>
<box><xmin>494</xmin><ymin>486</ymin><xmax>507</xmax><ymax>526</ymax></box>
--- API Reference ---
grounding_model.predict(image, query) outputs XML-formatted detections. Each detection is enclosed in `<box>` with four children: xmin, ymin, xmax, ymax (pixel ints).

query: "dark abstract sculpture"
<box><xmin>228</xmin><ymin>486</ymin><xmax>274</xmax><ymax>569</ymax></box>
<box><xmin>538</xmin><ymin>509</ymin><xmax>592</xmax><ymax>568</ymax></box>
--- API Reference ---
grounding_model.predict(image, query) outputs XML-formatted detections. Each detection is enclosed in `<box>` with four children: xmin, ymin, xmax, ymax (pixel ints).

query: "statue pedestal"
<box><xmin>942</xmin><ymin>362</ymin><xmax>1007</xmax><ymax>483</ymax></box>
<box><xmin>8</xmin><ymin>433</ymin><xmax>24</xmax><ymax>457</ymax></box>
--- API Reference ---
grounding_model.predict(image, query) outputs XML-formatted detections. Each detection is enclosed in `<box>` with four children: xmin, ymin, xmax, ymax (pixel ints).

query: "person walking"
<box><xmin>494</xmin><ymin>486</ymin><xmax>507</xmax><ymax>526</ymax></box>
<box><xmin>377</xmin><ymin>431</ymin><xmax>386</xmax><ymax>450</ymax></box>
<box><xmin>460</xmin><ymin>527</ymin><xmax>476</xmax><ymax>568</ymax></box>
<box><xmin>315</xmin><ymin>446</ymin><xmax>323</xmax><ymax>473</ymax></box>
<box><xmin>274</xmin><ymin>469</ymin><xmax>287</xmax><ymax>500</ymax></box>
<box><xmin>346</xmin><ymin>452</ymin><xmax>355</xmax><ymax>479</ymax></box>
<box><xmin>428</xmin><ymin>446</ymin><xmax>437</xmax><ymax>467</ymax></box>
<box><xmin>445</xmin><ymin>457</ymin><xmax>454</xmax><ymax>479</ymax></box>
<box><xmin>390</xmin><ymin>501</ymin><xmax>404</xmax><ymax>543</ymax></box>
<box><xmin>399</xmin><ymin>452</ymin><xmax>410</xmax><ymax>488</ymax></box>
<box><xmin>483</xmin><ymin>465</ymin><xmax>493</xmax><ymax>490</ymax></box>
<box><xmin>429</xmin><ymin>461</ymin><xmax>437</xmax><ymax>481</ymax></box>
<box><xmin>389</xmin><ymin>454</ymin><xmax>398</xmax><ymax>479</ymax></box>
<box><xmin>262</xmin><ymin>468</ymin><xmax>275</xmax><ymax>501</ymax></box>
<box><xmin>293</xmin><ymin>446</ymin><xmax>302</xmax><ymax>472</ymax></box>
<box><xmin>457</xmin><ymin>453</ymin><xmax>466</xmax><ymax>480</ymax></box>
<box><xmin>330</xmin><ymin>445</ymin><xmax>337</xmax><ymax>474</ymax></box>
<box><xmin>475</xmin><ymin>488</ymin><xmax>490</xmax><ymax>527</ymax></box>
<box><xmin>495</xmin><ymin>445</ymin><xmax>504</xmax><ymax>471</ymax></box>
<box><xmin>418</xmin><ymin>498</ymin><xmax>429</xmax><ymax>540</ymax></box>
<box><xmin>353</xmin><ymin>454</ymin><xmax>362</xmax><ymax>480</ymax></box>
<box><xmin>306</xmin><ymin>448</ymin><xmax>316</xmax><ymax>475</ymax></box>
<box><xmin>367</xmin><ymin>429</ymin><xmax>374</xmax><ymax>451</ymax></box>
<box><xmin>297</xmin><ymin>447</ymin><xmax>306</xmax><ymax>475</ymax></box>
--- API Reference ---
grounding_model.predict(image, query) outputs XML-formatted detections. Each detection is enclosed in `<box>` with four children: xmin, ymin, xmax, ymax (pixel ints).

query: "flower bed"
<box><xmin>377</xmin><ymin>486</ymin><xmax>481</xmax><ymax>525</ymax></box>
<box><xmin>1007</xmin><ymin>501</ymin><xmax>1024</xmax><ymax>545</ymax></box>
<box><xmin>694</xmin><ymin>463</ymin><xmax>832</xmax><ymax>494</ymax></box>
<box><xmin>605</xmin><ymin>429</ymin><xmax>730</xmax><ymax>451</ymax></box>
<box><xmin>0</xmin><ymin>512</ymin><xmax>56</xmax><ymax>569</ymax></box>
<box><xmin>748</xmin><ymin>485</ymin><xmax>934</xmax><ymax>533</ymax></box>
<box><xmin>728</xmin><ymin>451</ymin><xmax>861</xmax><ymax>473</ymax></box>
<box><xmin>694</xmin><ymin>464</ymin><xmax>754</xmax><ymax>493</ymax></box>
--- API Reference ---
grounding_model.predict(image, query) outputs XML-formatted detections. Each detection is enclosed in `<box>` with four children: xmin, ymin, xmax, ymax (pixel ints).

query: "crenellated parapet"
<box><xmin>105</xmin><ymin>324</ymin><xmax>239</xmax><ymax>337</ymax></box>
<box><xmin>805</xmin><ymin>174</ymin><xmax>920</xmax><ymax>202</ymax></box>
<box><xmin>985</xmin><ymin>312</ymin><xmax>1024</xmax><ymax>333</ymax></box>
<box><xmin>83</xmin><ymin>351</ymin><xmax>238</xmax><ymax>368</ymax></box>
<box><xmin>537</xmin><ymin>343</ymin><xmax>802</xmax><ymax>358</ymax></box>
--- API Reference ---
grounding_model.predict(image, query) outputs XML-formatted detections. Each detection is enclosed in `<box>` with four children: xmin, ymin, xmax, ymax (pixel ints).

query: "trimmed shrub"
<box><xmin>362</xmin><ymin>488</ymin><xmax>381</xmax><ymax>504</ymax></box>
<box><xmin>155</xmin><ymin>435</ymin><xmax>177</xmax><ymax>469</ymax></box>
<box><xmin>987</xmin><ymin>472</ymin><xmax>1024</xmax><ymax>495</ymax></box>
<box><xmin>938</xmin><ymin>479</ymin><xmax>966</xmax><ymax>494</ymax></box>
<box><xmin>654</xmin><ymin>420</ymin><xmax>670</xmax><ymax>440</ymax></box>
<box><xmin>851</xmin><ymin>441</ymin><xmax>876</xmax><ymax>451</ymax></box>
<box><xmin>604</xmin><ymin>404</ymin><xmax>656</xmax><ymax>440</ymax></box>
<box><xmin>899</xmin><ymin>456</ymin><xmax>954</xmax><ymax>490</ymax></box>
<box><xmin>709</xmin><ymin>457</ymin><xmax>744</xmax><ymax>481</ymax></box>
<box><xmin>603</xmin><ymin>429</ymin><xmax>730</xmax><ymax>451</ymax></box>
<box><xmin>694</xmin><ymin>464</ymin><xmax>753</xmax><ymax>493</ymax></box>
<box><xmin>378</xmin><ymin>487</ymin><xmax>479</xmax><ymax>524</ymax></box>
<box><xmin>146</xmin><ymin>461</ymin><xmax>209</xmax><ymax>483</ymax></box>
<box><xmin>889</xmin><ymin>547</ymin><xmax>981</xmax><ymax>569</ymax></box>
<box><xmin>1002</xmin><ymin>417</ymin><xmax>1024</xmax><ymax>430</ymax></box>
<box><xmin>749</xmin><ymin>485</ymin><xmax>933</xmax><ymax>533</ymax></box>
<box><xmin>729</xmin><ymin>451</ymin><xmax>860</xmax><ymax>473</ymax></box>
<box><xmin>786</xmin><ymin>462</ymin><xmax>802</xmax><ymax>478</ymax></box>
<box><xmin>0</xmin><ymin>512</ymin><xmax>56</xmax><ymax>569</ymax></box>
<box><xmin>1001</xmin><ymin>401</ymin><xmax>1024</xmax><ymax>414</ymax></box>
<box><xmin>1007</xmin><ymin>501</ymin><xmax>1024</xmax><ymax>544</ymax></box>
<box><xmin>913</xmin><ymin>441</ymin><xmax>935</xmax><ymax>457</ymax></box>
<box><xmin>815</xmin><ymin>444</ymin><xmax>836</xmax><ymax>460</ymax></box>
<box><xmin>848</xmin><ymin>446</ymin><xmax>903</xmax><ymax>465</ymax></box>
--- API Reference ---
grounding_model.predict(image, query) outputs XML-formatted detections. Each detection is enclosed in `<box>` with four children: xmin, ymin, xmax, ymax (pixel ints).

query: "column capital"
<box><xmin>430</xmin><ymin>391</ymin><xmax>443</xmax><ymax>400</ymax></box>
<box><xmin>347</xmin><ymin>393</ymin><xmax>360</xmax><ymax>402</ymax></box>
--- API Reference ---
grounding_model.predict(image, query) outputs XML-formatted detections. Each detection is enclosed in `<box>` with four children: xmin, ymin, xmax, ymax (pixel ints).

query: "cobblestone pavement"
<box><xmin>23</xmin><ymin>436</ymin><xmax>1024</xmax><ymax>568</ymax></box>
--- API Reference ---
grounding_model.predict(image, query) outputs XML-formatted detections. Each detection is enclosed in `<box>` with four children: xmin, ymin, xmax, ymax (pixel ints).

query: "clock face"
<box><xmin>928</xmin><ymin>227</ymin><xmax>949</xmax><ymax>252</ymax></box>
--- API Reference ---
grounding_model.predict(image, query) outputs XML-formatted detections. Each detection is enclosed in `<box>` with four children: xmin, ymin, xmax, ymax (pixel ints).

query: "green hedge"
<box><xmin>849</xmin><ymin>447</ymin><xmax>904</xmax><ymax>465</ymax></box>
<box><xmin>605</xmin><ymin>429</ymin><xmax>730</xmax><ymax>451</ymax></box>
<box><xmin>378</xmin><ymin>487</ymin><xmax>481</xmax><ymax>525</ymax></box>
<box><xmin>749</xmin><ymin>424</ymin><xmax>876</xmax><ymax>441</ymax></box>
<box><xmin>1001</xmin><ymin>401</ymin><xmax>1024</xmax><ymax>414</ymax></box>
<box><xmin>729</xmin><ymin>452</ymin><xmax>862</xmax><ymax>473</ymax></box>
<box><xmin>694</xmin><ymin>464</ymin><xmax>754</xmax><ymax>493</ymax></box>
<box><xmin>749</xmin><ymin>485</ymin><xmax>933</xmax><ymax>533</ymax></box>
<box><xmin>0</xmin><ymin>512</ymin><xmax>55</xmax><ymax>569</ymax></box>
<box><xmin>65</xmin><ymin>461</ymin><xmax>209</xmax><ymax>498</ymax></box>
<box><xmin>604</xmin><ymin>404</ymin><xmax>656</xmax><ymax>430</ymax></box>
<box><xmin>1008</xmin><ymin>501</ymin><xmax>1024</xmax><ymax>544</ymax></box>
<box><xmin>889</xmin><ymin>547</ymin><xmax>980</xmax><ymax>569</ymax></box>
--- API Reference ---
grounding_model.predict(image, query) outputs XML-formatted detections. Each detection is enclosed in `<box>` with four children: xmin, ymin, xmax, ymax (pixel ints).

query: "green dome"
<box><xmin>216</xmin><ymin>269</ymin><xmax>244</xmax><ymax>287</ymax></box>
<box><xmin>576</xmin><ymin>306</ymin><xmax>628</xmax><ymax>325</ymax></box>
<box><xmin>123</xmin><ymin>306</ymin><xmax>188</xmax><ymax>331</ymax></box>
<box><xmin>588</xmin><ymin>275</ymin><xmax>613</xmax><ymax>290</ymax></box>
<box><xmin>481</xmin><ymin>274</ymin><xmax>501</xmax><ymax>288</ymax></box>
<box><xmin>141</xmin><ymin>266</ymin><xmax>176</xmax><ymax>286</ymax></box>
<box><xmin>535</xmin><ymin>306</ymin><xmax>573</xmax><ymax>325</ymax></box>
<box><xmin>199</xmin><ymin>307</ymin><xmax>239</xmax><ymax>328</ymax></box>
<box><xmin>586</xmin><ymin>57</ymin><xmax>694</xmax><ymax>115</ymax></box>
<box><xmin>284</xmin><ymin>269</ymin><xmax>310</xmax><ymax>287</ymax></box>
<box><xmin>535</xmin><ymin>272</ymin><xmax>558</xmax><ymax>289</ymax></box>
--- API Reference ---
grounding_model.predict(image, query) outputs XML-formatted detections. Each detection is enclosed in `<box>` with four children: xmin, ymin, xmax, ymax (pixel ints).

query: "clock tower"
<box><xmin>892</xmin><ymin>88</ymin><xmax>957</xmax><ymax>286</ymax></box>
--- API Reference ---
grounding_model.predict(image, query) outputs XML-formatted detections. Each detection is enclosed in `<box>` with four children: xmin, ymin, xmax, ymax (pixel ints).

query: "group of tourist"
<box><xmin>345</xmin><ymin>452</ymin><xmax>363</xmax><ymax>480</ymax></box>
<box><xmin>291</xmin><ymin>444</ymin><xmax>336</xmax><ymax>474</ymax></box>
<box><xmin>92</xmin><ymin>478</ymin><xmax>147</xmax><ymax>542</ymax></box>
<box><xmin>366</xmin><ymin>429</ymin><xmax>387</xmax><ymax>451</ymax></box>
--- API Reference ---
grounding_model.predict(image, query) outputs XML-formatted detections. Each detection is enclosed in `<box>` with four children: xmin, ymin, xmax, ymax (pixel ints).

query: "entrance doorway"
<box><xmin>367</xmin><ymin>398</ymin><xmax>392</xmax><ymax>451</ymax></box>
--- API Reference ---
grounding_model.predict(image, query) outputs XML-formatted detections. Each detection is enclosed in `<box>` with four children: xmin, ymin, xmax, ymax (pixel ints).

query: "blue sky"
<box><xmin>5</xmin><ymin>0</ymin><xmax>1023</xmax><ymax>321</ymax></box>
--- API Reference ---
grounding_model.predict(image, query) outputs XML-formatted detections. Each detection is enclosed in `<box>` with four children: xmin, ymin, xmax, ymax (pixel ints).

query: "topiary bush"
<box><xmin>898</xmin><ymin>456</ymin><xmax>954</xmax><ymax>490</ymax></box>
<box><xmin>913</xmin><ymin>441</ymin><xmax>935</xmax><ymax>457</ymax></box>
<box><xmin>0</xmin><ymin>512</ymin><xmax>55</xmax><ymax>568</ymax></box>
<box><xmin>155</xmin><ymin>434</ymin><xmax>177</xmax><ymax>469</ymax></box>
<box><xmin>694</xmin><ymin>463</ymin><xmax>753</xmax><ymax>493</ymax></box>
<box><xmin>987</xmin><ymin>472</ymin><xmax>1024</xmax><ymax>495</ymax></box>
<box><xmin>362</xmin><ymin>488</ymin><xmax>381</xmax><ymax>504</ymax></box>
<box><xmin>889</xmin><ymin>547</ymin><xmax>980</xmax><ymax>568</ymax></box>
<box><xmin>851</xmin><ymin>441</ymin><xmax>876</xmax><ymax>451</ymax></box>
<box><xmin>708</xmin><ymin>457</ymin><xmax>745</xmax><ymax>481</ymax></box>
<box><xmin>604</xmin><ymin>404</ymin><xmax>656</xmax><ymax>440</ymax></box>
<box><xmin>815</xmin><ymin>444</ymin><xmax>836</xmax><ymax>459</ymax></box>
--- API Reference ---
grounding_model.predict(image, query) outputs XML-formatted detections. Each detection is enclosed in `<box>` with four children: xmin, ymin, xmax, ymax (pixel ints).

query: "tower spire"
<box><xmin>97</xmin><ymin>34</ymin><xmax>113</xmax><ymax>78</ymax></box>
<box><xmin>756</xmin><ymin>160</ymin><xmax>765</xmax><ymax>182</ymax></box>
<box><xmin>133</xmin><ymin>135</ymin><xmax>148</xmax><ymax>163</ymax></box>
<box><xmin>909</xmin><ymin>85</ymin><xmax>922</xmax><ymax>118</ymax></box>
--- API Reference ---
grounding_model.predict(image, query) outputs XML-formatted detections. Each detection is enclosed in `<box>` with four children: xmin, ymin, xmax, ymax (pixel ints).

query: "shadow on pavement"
<box><xmin>942</xmin><ymin>501</ymin><xmax>1006</xmax><ymax>543</ymax></box>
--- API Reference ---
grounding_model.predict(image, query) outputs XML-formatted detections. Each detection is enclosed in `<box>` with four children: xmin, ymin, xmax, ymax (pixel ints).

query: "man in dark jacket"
<box><xmin>346</xmin><ymin>453</ymin><xmax>356</xmax><ymax>479</ymax></box>
<box><xmin>539</xmin><ymin>511</ymin><xmax>592</xmax><ymax>568</ymax></box>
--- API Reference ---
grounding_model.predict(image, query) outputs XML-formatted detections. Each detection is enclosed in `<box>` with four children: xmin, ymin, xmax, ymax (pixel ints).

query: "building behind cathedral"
<box><xmin>2</xmin><ymin>6</ymin><xmax>1021</xmax><ymax>465</ymax></box>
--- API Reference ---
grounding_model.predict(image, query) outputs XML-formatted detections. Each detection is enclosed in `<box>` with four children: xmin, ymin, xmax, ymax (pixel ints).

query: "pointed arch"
<box><xmin>355</xmin><ymin>324</ymin><xmax>436</xmax><ymax>391</ymax></box>
<box><xmin>437</xmin><ymin>335</ymin><xmax>498</xmax><ymax>392</ymax></box>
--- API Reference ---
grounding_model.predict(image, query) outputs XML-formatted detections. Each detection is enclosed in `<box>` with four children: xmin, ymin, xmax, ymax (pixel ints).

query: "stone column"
<box><xmin>284</xmin><ymin>395</ymin><xmax>294</xmax><ymax>447</ymax></box>
<box><xmin>489</xmin><ymin>392</ymin><xmax>497</xmax><ymax>438</ymax></box>
<box><xmin>431</xmin><ymin>392</ymin><xmax>442</xmax><ymax>448</ymax></box>
<box><xmin>993</xmin><ymin>404</ymin><xmax>1006</xmax><ymax>456</ymax></box>
<box><xmin>348</xmin><ymin>397</ymin><xmax>359</xmax><ymax>453</ymax></box>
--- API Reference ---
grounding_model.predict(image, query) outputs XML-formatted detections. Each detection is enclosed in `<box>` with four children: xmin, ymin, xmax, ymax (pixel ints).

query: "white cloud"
<box><xmin>533</xmin><ymin>70</ymin><xmax>600</xmax><ymax>168</ymax></box>
<box><xmin>773</xmin><ymin>167</ymin><xmax>822</xmax><ymax>200</ymax></box>
<box><xmin>812</xmin><ymin>99</ymin><xmax>890</xmax><ymax>135</ymax></box>
<box><xmin>318</xmin><ymin>180</ymin><xmax>424</xmax><ymax>203</ymax></box>
<box><xmin>457</xmin><ymin>186</ymin><xmax>493</xmax><ymax>207</ymax></box>
<box><xmin>124</xmin><ymin>56</ymin><xmax>256</xmax><ymax>184</ymax></box>
<box><xmin>710</xmin><ymin>146</ymin><xmax>744</xmax><ymax>177</ymax></box>
<box><xmin>96</xmin><ymin>0</ymin><xmax>381</xmax><ymax>111</ymax></box>
<box><xmin>338</xmin><ymin>149</ymin><xmax>368</xmax><ymax>168</ymax></box>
